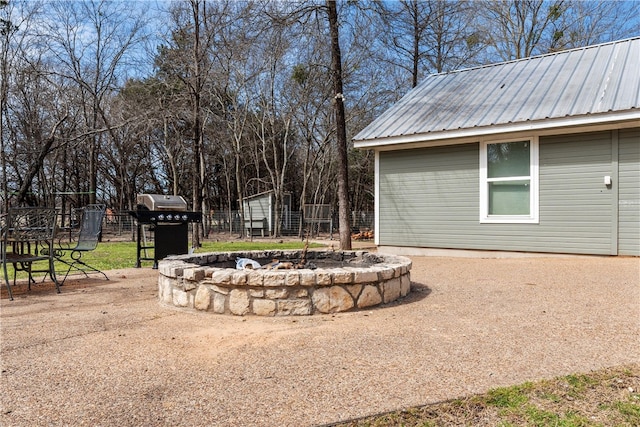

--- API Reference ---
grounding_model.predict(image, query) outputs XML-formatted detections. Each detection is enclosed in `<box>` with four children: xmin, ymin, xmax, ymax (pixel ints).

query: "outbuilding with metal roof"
<box><xmin>354</xmin><ymin>37</ymin><xmax>640</xmax><ymax>256</ymax></box>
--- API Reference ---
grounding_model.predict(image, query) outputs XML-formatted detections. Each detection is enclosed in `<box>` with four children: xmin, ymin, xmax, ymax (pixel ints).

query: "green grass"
<box><xmin>4</xmin><ymin>239</ymin><xmax>324</xmax><ymax>279</ymax></box>
<box><xmin>613</xmin><ymin>400</ymin><xmax>640</xmax><ymax>423</ymax></box>
<box><xmin>486</xmin><ymin>383</ymin><xmax>533</xmax><ymax>408</ymax></box>
<box><xmin>335</xmin><ymin>365</ymin><xmax>640</xmax><ymax>427</ymax></box>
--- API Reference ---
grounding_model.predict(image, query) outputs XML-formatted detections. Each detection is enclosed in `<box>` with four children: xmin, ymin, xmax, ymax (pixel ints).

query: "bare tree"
<box><xmin>1</xmin><ymin>0</ymin><xmax>71</xmax><ymax>207</ymax></box>
<box><xmin>285</xmin><ymin>36</ymin><xmax>335</xmax><ymax>235</ymax></box>
<box><xmin>374</xmin><ymin>0</ymin><xmax>480</xmax><ymax>88</ymax></box>
<box><xmin>203</xmin><ymin>1</ymin><xmax>265</xmax><ymax>235</ymax></box>
<box><xmin>249</xmin><ymin>15</ymin><xmax>300</xmax><ymax>237</ymax></box>
<box><xmin>477</xmin><ymin>0</ymin><xmax>640</xmax><ymax>62</ymax></box>
<box><xmin>43</xmin><ymin>0</ymin><xmax>145</xmax><ymax>206</ymax></box>
<box><xmin>376</xmin><ymin>0</ymin><xmax>432</xmax><ymax>88</ymax></box>
<box><xmin>156</xmin><ymin>0</ymin><xmax>226</xmax><ymax>245</ymax></box>
<box><xmin>0</xmin><ymin>0</ymin><xmax>17</xmax><ymax>210</ymax></box>
<box><xmin>105</xmin><ymin>78</ymin><xmax>168</xmax><ymax>211</ymax></box>
<box><xmin>424</xmin><ymin>0</ymin><xmax>482</xmax><ymax>72</ymax></box>
<box><xmin>548</xmin><ymin>0</ymin><xmax>640</xmax><ymax>51</ymax></box>
<box><xmin>478</xmin><ymin>0</ymin><xmax>567</xmax><ymax>61</ymax></box>
<box><xmin>326</xmin><ymin>0</ymin><xmax>351</xmax><ymax>250</ymax></box>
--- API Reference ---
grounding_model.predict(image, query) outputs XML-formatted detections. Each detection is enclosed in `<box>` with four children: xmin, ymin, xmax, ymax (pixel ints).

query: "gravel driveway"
<box><xmin>1</xmin><ymin>255</ymin><xmax>638</xmax><ymax>426</ymax></box>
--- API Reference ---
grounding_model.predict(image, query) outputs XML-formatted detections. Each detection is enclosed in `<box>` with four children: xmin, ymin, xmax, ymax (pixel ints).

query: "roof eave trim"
<box><xmin>353</xmin><ymin>110</ymin><xmax>640</xmax><ymax>149</ymax></box>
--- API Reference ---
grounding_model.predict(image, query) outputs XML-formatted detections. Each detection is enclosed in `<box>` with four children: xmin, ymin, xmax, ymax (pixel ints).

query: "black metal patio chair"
<box><xmin>55</xmin><ymin>204</ymin><xmax>109</xmax><ymax>284</ymax></box>
<box><xmin>2</xmin><ymin>207</ymin><xmax>60</xmax><ymax>301</ymax></box>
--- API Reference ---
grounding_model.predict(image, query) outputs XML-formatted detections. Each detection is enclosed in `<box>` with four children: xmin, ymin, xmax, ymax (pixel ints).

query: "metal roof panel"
<box><xmin>354</xmin><ymin>37</ymin><xmax>640</xmax><ymax>144</ymax></box>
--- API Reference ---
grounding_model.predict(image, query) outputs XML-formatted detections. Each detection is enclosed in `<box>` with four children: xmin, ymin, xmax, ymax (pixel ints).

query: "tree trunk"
<box><xmin>16</xmin><ymin>116</ymin><xmax>67</xmax><ymax>205</ymax></box>
<box><xmin>326</xmin><ymin>0</ymin><xmax>351</xmax><ymax>250</ymax></box>
<box><xmin>190</xmin><ymin>0</ymin><xmax>203</xmax><ymax>248</ymax></box>
<box><xmin>235</xmin><ymin>142</ymin><xmax>245</xmax><ymax>237</ymax></box>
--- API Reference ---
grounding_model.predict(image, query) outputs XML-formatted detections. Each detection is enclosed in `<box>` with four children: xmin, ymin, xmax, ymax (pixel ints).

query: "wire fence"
<box><xmin>97</xmin><ymin>211</ymin><xmax>374</xmax><ymax>240</ymax></box>
<box><xmin>207</xmin><ymin>210</ymin><xmax>374</xmax><ymax>237</ymax></box>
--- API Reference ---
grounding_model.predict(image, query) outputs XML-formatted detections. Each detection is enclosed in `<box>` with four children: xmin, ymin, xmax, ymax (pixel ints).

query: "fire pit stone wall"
<box><xmin>157</xmin><ymin>250</ymin><xmax>412</xmax><ymax>316</ymax></box>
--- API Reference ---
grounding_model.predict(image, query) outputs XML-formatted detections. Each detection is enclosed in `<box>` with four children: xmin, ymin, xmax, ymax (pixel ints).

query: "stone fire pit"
<box><xmin>157</xmin><ymin>250</ymin><xmax>412</xmax><ymax>316</ymax></box>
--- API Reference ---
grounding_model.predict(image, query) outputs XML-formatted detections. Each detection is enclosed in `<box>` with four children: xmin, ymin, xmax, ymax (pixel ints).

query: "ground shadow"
<box><xmin>405</xmin><ymin>281</ymin><xmax>432</xmax><ymax>303</ymax></box>
<box><xmin>388</xmin><ymin>281</ymin><xmax>432</xmax><ymax>307</ymax></box>
<box><xmin>351</xmin><ymin>281</ymin><xmax>432</xmax><ymax>314</ymax></box>
<box><xmin>0</xmin><ymin>275</ymin><xmax>111</xmax><ymax>300</ymax></box>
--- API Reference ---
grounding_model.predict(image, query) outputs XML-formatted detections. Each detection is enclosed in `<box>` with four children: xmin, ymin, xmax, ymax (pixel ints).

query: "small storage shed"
<box><xmin>354</xmin><ymin>38</ymin><xmax>640</xmax><ymax>256</ymax></box>
<box><xmin>242</xmin><ymin>191</ymin><xmax>292</xmax><ymax>236</ymax></box>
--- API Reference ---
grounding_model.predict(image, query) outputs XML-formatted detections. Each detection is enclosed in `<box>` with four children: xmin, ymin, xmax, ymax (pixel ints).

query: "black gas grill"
<box><xmin>129</xmin><ymin>194</ymin><xmax>202</xmax><ymax>268</ymax></box>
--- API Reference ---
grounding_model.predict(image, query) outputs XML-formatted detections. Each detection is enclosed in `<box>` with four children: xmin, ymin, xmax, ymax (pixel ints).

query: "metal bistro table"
<box><xmin>1</xmin><ymin>207</ymin><xmax>61</xmax><ymax>301</ymax></box>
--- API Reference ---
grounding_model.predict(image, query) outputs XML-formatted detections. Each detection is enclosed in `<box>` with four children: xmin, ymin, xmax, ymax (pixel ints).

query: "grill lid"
<box><xmin>137</xmin><ymin>194</ymin><xmax>188</xmax><ymax>211</ymax></box>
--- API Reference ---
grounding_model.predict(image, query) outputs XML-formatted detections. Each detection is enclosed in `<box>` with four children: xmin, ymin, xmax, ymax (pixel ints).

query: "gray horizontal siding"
<box><xmin>245</xmin><ymin>197</ymin><xmax>269</xmax><ymax>220</ymax></box>
<box><xmin>618</xmin><ymin>128</ymin><xmax>640</xmax><ymax>255</ymax></box>
<box><xmin>378</xmin><ymin>143</ymin><xmax>479</xmax><ymax>248</ymax></box>
<box><xmin>537</xmin><ymin>132</ymin><xmax>613</xmax><ymax>254</ymax></box>
<box><xmin>379</xmin><ymin>131</ymin><xmax>616</xmax><ymax>254</ymax></box>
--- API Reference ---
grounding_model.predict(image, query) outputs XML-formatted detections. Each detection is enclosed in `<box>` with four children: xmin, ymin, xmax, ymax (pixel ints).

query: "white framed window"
<box><xmin>480</xmin><ymin>137</ymin><xmax>539</xmax><ymax>223</ymax></box>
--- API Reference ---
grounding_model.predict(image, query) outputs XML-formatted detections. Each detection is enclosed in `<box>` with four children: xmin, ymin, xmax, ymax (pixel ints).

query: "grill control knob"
<box><xmin>181</xmin><ymin>214</ymin><xmax>188</xmax><ymax>221</ymax></box>
<box><xmin>158</xmin><ymin>214</ymin><xmax>165</xmax><ymax>221</ymax></box>
<box><xmin>166</xmin><ymin>214</ymin><xmax>173</xmax><ymax>221</ymax></box>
